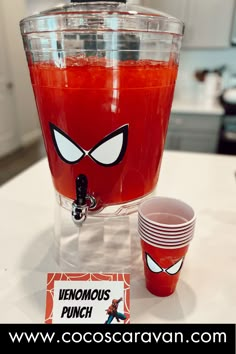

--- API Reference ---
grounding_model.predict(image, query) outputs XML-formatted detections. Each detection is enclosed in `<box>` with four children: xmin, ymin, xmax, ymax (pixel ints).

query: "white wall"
<box><xmin>0</xmin><ymin>2</ymin><xmax>20</xmax><ymax>158</ymax></box>
<box><xmin>1</xmin><ymin>0</ymin><xmax>40</xmax><ymax>146</ymax></box>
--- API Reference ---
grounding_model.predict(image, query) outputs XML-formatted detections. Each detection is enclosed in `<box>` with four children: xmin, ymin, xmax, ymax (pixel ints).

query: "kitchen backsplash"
<box><xmin>175</xmin><ymin>48</ymin><xmax>236</xmax><ymax>101</ymax></box>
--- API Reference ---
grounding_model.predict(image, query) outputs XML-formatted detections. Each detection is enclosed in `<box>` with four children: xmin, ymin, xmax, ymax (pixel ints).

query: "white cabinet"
<box><xmin>143</xmin><ymin>0</ymin><xmax>186</xmax><ymax>22</ymax></box>
<box><xmin>165</xmin><ymin>113</ymin><xmax>222</xmax><ymax>153</ymax></box>
<box><xmin>0</xmin><ymin>2</ymin><xmax>19</xmax><ymax>158</ymax></box>
<box><xmin>0</xmin><ymin>0</ymin><xmax>40</xmax><ymax>155</ymax></box>
<box><xmin>143</xmin><ymin>0</ymin><xmax>235</xmax><ymax>48</ymax></box>
<box><xmin>184</xmin><ymin>0</ymin><xmax>235</xmax><ymax>48</ymax></box>
<box><xmin>26</xmin><ymin>0</ymin><xmax>69</xmax><ymax>16</ymax></box>
<box><xmin>232</xmin><ymin>4</ymin><xmax>236</xmax><ymax>45</ymax></box>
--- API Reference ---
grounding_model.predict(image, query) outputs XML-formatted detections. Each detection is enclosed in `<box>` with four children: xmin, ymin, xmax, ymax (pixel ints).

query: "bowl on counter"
<box><xmin>219</xmin><ymin>87</ymin><xmax>236</xmax><ymax>115</ymax></box>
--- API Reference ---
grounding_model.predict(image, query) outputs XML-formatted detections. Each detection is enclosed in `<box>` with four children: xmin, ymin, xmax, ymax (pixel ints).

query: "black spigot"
<box><xmin>75</xmin><ymin>174</ymin><xmax>88</xmax><ymax>206</ymax></box>
<box><xmin>72</xmin><ymin>174</ymin><xmax>88</xmax><ymax>224</ymax></box>
<box><xmin>72</xmin><ymin>174</ymin><xmax>97</xmax><ymax>224</ymax></box>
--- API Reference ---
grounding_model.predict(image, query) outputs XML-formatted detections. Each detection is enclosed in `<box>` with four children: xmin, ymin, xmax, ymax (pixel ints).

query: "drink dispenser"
<box><xmin>20</xmin><ymin>0</ymin><xmax>184</xmax><ymax>270</ymax></box>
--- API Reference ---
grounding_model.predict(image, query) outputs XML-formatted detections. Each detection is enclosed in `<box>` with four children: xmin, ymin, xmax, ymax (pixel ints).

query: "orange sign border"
<box><xmin>45</xmin><ymin>273</ymin><xmax>130</xmax><ymax>324</ymax></box>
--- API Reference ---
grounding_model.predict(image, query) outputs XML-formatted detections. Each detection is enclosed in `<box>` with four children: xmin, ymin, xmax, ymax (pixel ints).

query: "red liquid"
<box><xmin>29</xmin><ymin>58</ymin><xmax>178</xmax><ymax>208</ymax></box>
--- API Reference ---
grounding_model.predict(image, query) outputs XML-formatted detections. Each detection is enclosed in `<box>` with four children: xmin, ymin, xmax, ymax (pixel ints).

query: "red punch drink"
<box><xmin>29</xmin><ymin>57</ymin><xmax>178</xmax><ymax>208</ymax></box>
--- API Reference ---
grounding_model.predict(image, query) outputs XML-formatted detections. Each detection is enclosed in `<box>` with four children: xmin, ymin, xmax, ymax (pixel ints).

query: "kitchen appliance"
<box><xmin>218</xmin><ymin>87</ymin><xmax>236</xmax><ymax>154</ymax></box>
<box><xmin>219</xmin><ymin>87</ymin><xmax>236</xmax><ymax>114</ymax></box>
<box><xmin>20</xmin><ymin>0</ymin><xmax>184</xmax><ymax>270</ymax></box>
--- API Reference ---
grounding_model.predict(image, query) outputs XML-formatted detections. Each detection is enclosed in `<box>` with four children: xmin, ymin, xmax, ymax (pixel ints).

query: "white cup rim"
<box><xmin>138</xmin><ymin>218</ymin><xmax>195</xmax><ymax>236</ymax></box>
<box><xmin>139</xmin><ymin>230</ymin><xmax>193</xmax><ymax>245</ymax></box>
<box><xmin>139</xmin><ymin>213</ymin><xmax>195</xmax><ymax>232</ymax></box>
<box><xmin>140</xmin><ymin>233</ymin><xmax>191</xmax><ymax>249</ymax></box>
<box><xmin>138</xmin><ymin>225</ymin><xmax>193</xmax><ymax>242</ymax></box>
<box><xmin>138</xmin><ymin>222</ymin><xmax>194</xmax><ymax>238</ymax></box>
<box><xmin>138</xmin><ymin>196</ymin><xmax>196</xmax><ymax>228</ymax></box>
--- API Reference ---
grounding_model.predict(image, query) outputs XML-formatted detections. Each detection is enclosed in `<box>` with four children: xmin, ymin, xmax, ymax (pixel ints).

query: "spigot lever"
<box><xmin>75</xmin><ymin>174</ymin><xmax>88</xmax><ymax>206</ymax></box>
<box><xmin>72</xmin><ymin>174</ymin><xmax>88</xmax><ymax>224</ymax></box>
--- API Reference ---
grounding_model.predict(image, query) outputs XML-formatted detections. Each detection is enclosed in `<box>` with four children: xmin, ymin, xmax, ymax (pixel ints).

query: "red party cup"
<box><xmin>140</xmin><ymin>238</ymin><xmax>190</xmax><ymax>297</ymax></box>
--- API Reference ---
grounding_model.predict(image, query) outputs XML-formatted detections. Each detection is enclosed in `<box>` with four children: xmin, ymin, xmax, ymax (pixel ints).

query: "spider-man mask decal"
<box><xmin>146</xmin><ymin>253</ymin><xmax>184</xmax><ymax>275</ymax></box>
<box><xmin>50</xmin><ymin>123</ymin><xmax>128</xmax><ymax>167</ymax></box>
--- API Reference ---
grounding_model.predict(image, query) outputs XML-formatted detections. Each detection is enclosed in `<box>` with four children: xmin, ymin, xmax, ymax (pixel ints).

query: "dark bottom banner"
<box><xmin>0</xmin><ymin>324</ymin><xmax>235</xmax><ymax>351</ymax></box>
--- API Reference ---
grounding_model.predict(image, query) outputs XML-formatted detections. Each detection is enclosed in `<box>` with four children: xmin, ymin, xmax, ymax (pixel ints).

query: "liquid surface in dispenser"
<box><xmin>30</xmin><ymin>57</ymin><xmax>178</xmax><ymax>207</ymax></box>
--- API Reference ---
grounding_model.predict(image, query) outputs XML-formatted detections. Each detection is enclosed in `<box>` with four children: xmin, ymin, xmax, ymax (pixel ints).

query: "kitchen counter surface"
<box><xmin>0</xmin><ymin>150</ymin><xmax>236</xmax><ymax>324</ymax></box>
<box><xmin>171</xmin><ymin>97</ymin><xmax>224</xmax><ymax>115</ymax></box>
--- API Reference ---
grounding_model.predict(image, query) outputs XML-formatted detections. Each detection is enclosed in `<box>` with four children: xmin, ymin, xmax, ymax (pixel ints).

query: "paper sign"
<box><xmin>45</xmin><ymin>273</ymin><xmax>130</xmax><ymax>324</ymax></box>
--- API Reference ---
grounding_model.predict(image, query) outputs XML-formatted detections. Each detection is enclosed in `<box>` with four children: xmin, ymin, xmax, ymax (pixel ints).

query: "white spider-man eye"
<box><xmin>88</xmin><ymin>125</ymin><xmax>128</xmax><ymax>167</ymax></box>
<box><xmin>166</xmin><ymin>258</ymin><xmax>184</xmax><ymax>275</ymax></box>
<box><xmin>50</xmin><ymin>123</ymin><xmax>85</xmax><ymax>164</ymax></box>
<box><xmin>146</xmin><ymin>253</ymin><xmax>163</xmax><ymax>273</ymax></box>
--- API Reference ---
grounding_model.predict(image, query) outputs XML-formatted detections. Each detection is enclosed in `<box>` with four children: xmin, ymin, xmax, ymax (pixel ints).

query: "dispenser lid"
<box><xmin>20</xmin><ymin>0</ymin><xmax>184</xmax><ymax>36</ymax></box>
<box><xmin>70</xmin><ymin>0</ymin><xmax>126</xmax><ymax>2</ymax></box>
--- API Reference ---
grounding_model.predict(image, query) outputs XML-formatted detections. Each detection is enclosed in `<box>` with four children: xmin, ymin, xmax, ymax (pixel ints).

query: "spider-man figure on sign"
<box><xmin>105</xmin><ymin>297</ymin><xmax>126</xmax><ymax>324</ymax></box>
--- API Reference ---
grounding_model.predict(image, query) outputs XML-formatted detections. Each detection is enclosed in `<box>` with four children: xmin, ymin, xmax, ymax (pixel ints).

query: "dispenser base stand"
<box><xmin>53</xmin><ymin>202</ymin><xmax>132</xmax><ymax>273</ymax></box>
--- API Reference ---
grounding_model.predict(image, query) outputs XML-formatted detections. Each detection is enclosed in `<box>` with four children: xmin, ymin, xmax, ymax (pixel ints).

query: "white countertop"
<box><xmin>171</xmin><ymin>97</ymin><xmax>224</xmax><ymax>115</ymax></box>
<box><xmin>0</xmin><ymin>150</ymin><xmax>236</xmax><ymax>323</ymax></box>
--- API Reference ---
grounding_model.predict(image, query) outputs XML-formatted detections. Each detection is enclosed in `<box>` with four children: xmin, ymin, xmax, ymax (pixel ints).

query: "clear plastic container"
<box><xmin>20</xmin><ymin>0</ymin><xmax>184</xmax><ymax>271</ymax></box>
<box><xmin>20</xmin><ymin>0</ymin><xmax>184</xmax><ymax>217</ymax></box>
